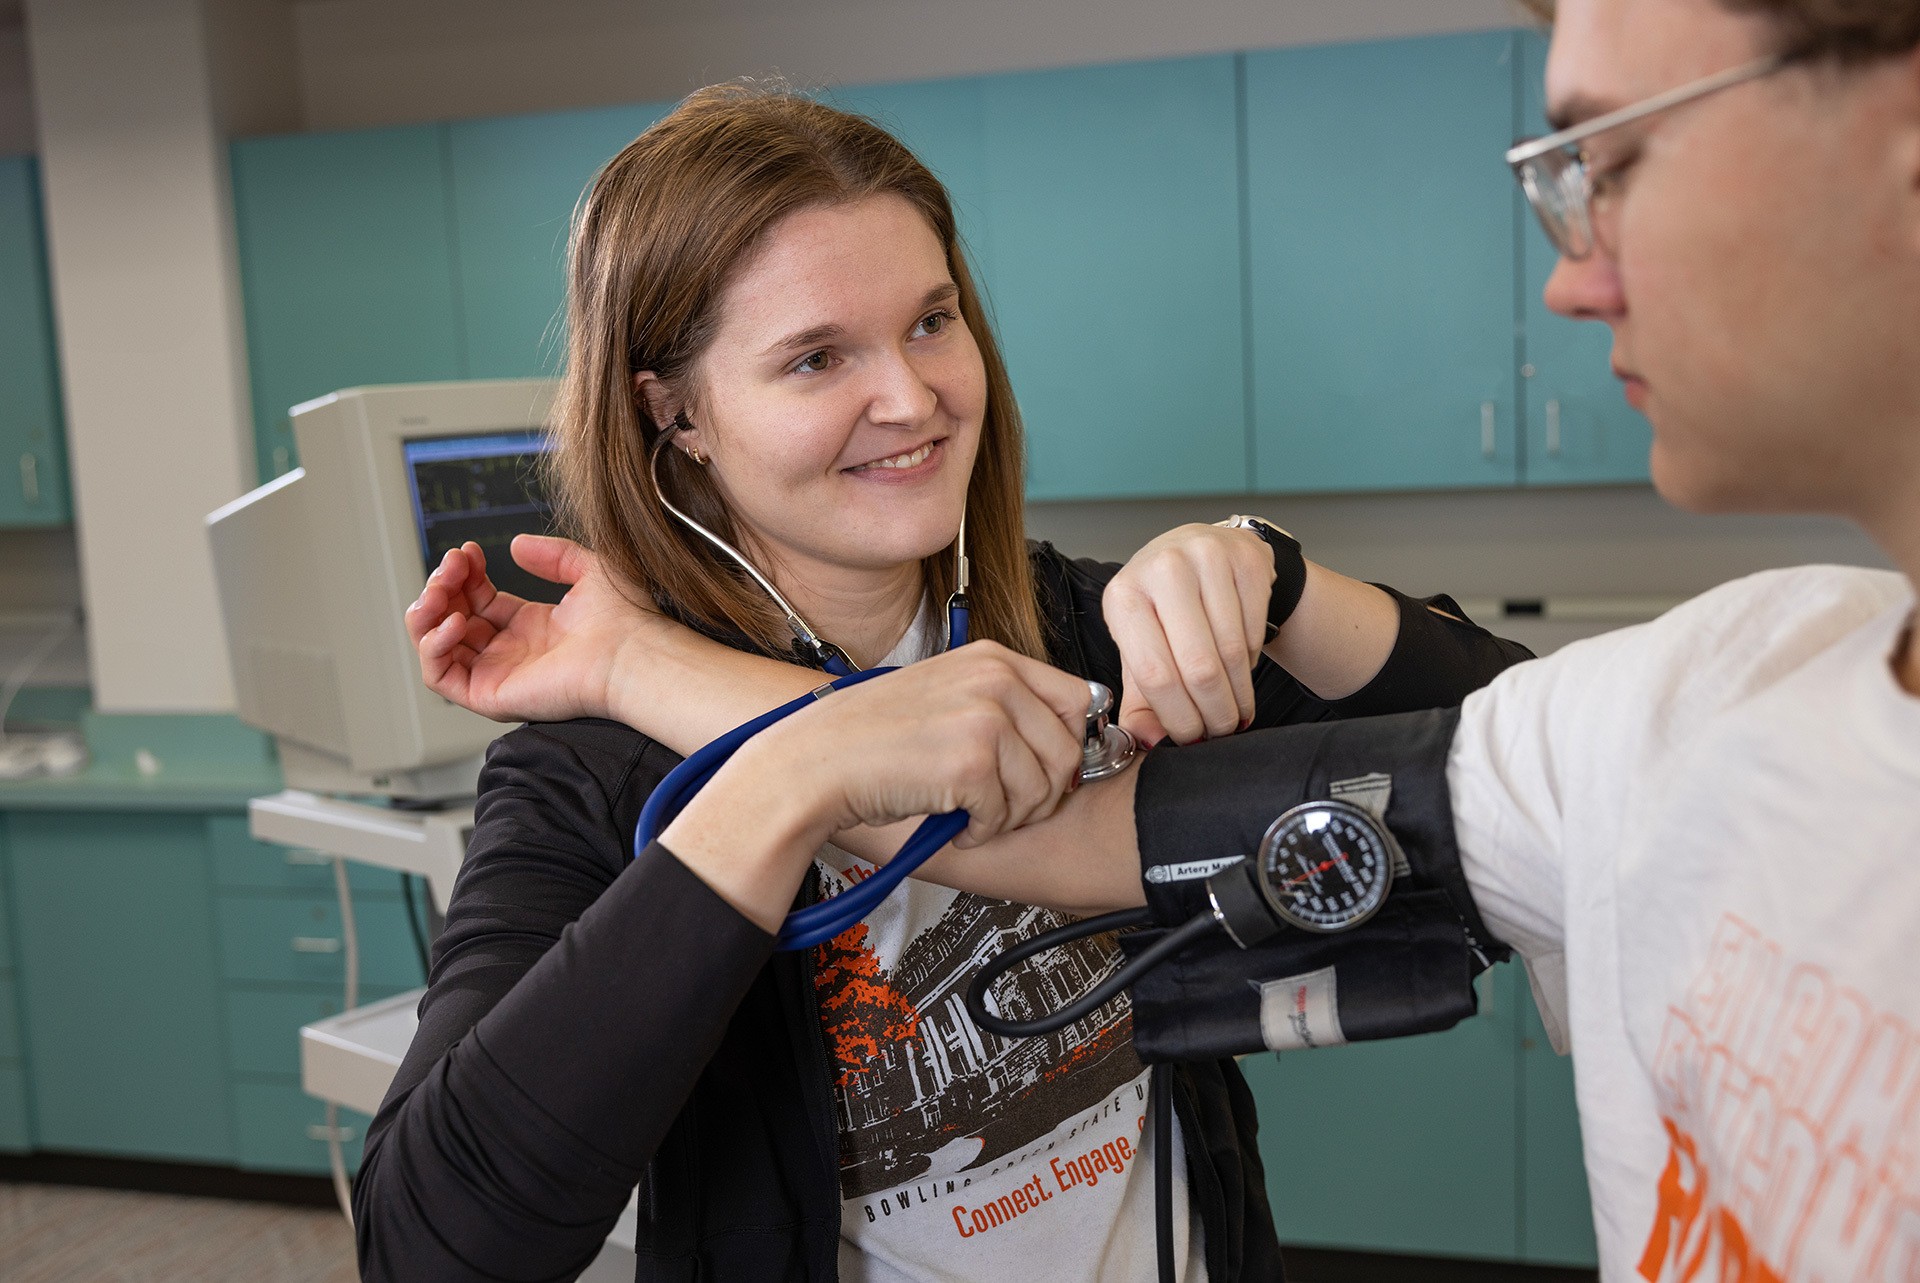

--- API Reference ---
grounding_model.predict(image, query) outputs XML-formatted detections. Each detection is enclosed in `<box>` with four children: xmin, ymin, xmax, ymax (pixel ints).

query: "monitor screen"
<box><xmin>403</xmin><ymin>430</ymin><xmax>564</xmax><ymax>605</ymax></box>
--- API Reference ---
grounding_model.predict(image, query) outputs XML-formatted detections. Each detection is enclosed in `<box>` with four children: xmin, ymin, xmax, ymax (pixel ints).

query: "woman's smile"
<box><xmin>843</xmin><ymin>436</ymin><xmax>946</xmax><ymax>480</ymax></box>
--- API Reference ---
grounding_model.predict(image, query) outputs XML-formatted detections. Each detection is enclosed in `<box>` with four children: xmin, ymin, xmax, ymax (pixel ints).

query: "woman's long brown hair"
<box><xmin>547</xmin><ymin>83</ymin><xmax>1047</xmax><ymax>664</ymax></box>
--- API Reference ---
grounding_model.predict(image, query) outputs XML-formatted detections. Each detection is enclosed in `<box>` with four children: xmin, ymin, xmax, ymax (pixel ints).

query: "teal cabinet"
<box><xmin>1244</xmin><ymin>964</ymin><xmax>1520</xmax><ymax>1258</ymax></box>
<box><xmin>1516</xmin><ymin>33</ymin><xmax>1652</xmax><ymax>486</ymax></box>
<box><xmin>209</xmin><ymin>813</ymin><xmax>411</xmax><ymax>897</ymax></box>
<box><xmin>1246</xmin><ymin>33</ymin><xmax>1520</xmax><ymax>494</ymax></box>
<box><xmin>0</xmin><ymin>797</ymin><xmax>426</xmax><ymax>1177</ymax></box>
<box><xmin>1245</xmin><ymin>960</ymin><xmax>1598</xmax><ymax>1267</ymax></box>
<box><xmin>976</xmin><ymin>56</ymin><xmax>1248</xmax><ymax>500</ymax></box>
<box><xmin>231</xmin><ymin>125</ymin><xmax>467</xmax><ymax>480</ymax></box>
<box><xmin>834</xmin><ymin>78</ymin><xmax>996</xmax><ymax>297</ymax></box>
<box><xmin>0</xmin><ymin>155</ymin><xmax>73</xmax><ymax>526</ymax></box>
<box><xmin>0</xmin><ymin>1064</ymin><xmax>28</xmax><ymax>1152</ymax></box>
<box><xmin>6</xmin><ymin>811</ymin><xmax>235</xmax><ymax>1162</ymax></box>
<box><xmin>215</xmin><ymin>892</ymin><xmax>424</xmax><ymax>990</ymax></box>
<box><xmin>233</xmin><ymin>1080</ymin><xmax>371</xmax><ymax>1174</ymax></box>
<box><xmin>449</xmin><ymin>103</ymin><xmax>671</xmax><ymax>379</ymax></box>
<box><xmin>1519</xmin><ymin>979</ymin><xmax>1598</xmax><ymax>1265</ymax></box>
<box><xmin>0</xmin><ymin>820</ymin><xmax>28</xmax><ymax>1151</ymax></box>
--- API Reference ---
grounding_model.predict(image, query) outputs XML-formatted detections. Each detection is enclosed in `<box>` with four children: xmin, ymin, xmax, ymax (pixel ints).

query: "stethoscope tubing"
<box><xmin>631</xmin><ymin>622</ymin><xmax>974</xmax><ymax>952</ymax></box>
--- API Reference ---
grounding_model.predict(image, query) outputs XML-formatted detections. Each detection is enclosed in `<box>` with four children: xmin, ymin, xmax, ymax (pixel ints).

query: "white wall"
<box><xmin>288</xmin><ymin>0</ymin><xmax>1521</xmax><ymax>131</ymax></box>
<box><xmin>26</xmin><ymin>0</ymin><xmax>258</xmax><ymax>711</ymax></box>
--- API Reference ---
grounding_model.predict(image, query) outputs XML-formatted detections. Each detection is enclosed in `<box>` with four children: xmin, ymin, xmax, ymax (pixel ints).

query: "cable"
<box><xmin>631</xmin><ymin>664</ymin><xmax>974</xmax><ymax>952</ymax></box>
<box><xmin>327</xmin><ymin>855</ymin><xmax>360</xmax><ymax>1227</ymax></box>
<box><xmin>964</xmin><ymin>909</ymin><xmax>1215</xmax><ymax>1039</ymax></box>
<box><xmin>399</xmin><ymin>872</ymin><xmax>431</xmax><ymax>979</ymax></box>
<box><xmin>1152</xmin><ymin>1062</ymin><xmax>1174</xmax><ymax>1283</ymax></box>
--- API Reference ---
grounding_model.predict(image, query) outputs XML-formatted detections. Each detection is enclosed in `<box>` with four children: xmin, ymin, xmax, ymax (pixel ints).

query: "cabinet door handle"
<box><xmin>307</xmin><ymin>1123</ymin><xmax>356</xmax><ymax>1143</ymax></box>
<box><xmin>20</xmin><ymin>453</ymin><xmax>39</xmax><ymax>505</ymax></box>
<box><xmin>1546</xmin><ymin>399</ymin><xmax>1562</xmax><ymax>458</ymax></box>
<box><xmin>284</xmin><ymin>849</ymin><xmax>332</xmax><ymax>867</ymax></box>
<box><xmin>1480</xmin><ymin>402</ymin><xmax>1497</xmax><ymax>459</ymax></box>
<box><xmin>291</xmin><ymin>936</ymin><xmax>342</xmax><ymax>954</ymax></box>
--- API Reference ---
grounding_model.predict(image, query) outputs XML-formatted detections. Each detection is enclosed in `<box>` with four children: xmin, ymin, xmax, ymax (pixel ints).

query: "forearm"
<box><xmin>659</xmin><ymin>735</ymin><xmax>837</xmax><ymax>932</ymax></box>
<box><xmin>608</xmin><ymin>621</ymin><xmax>824</xmax><ymax>752</ymax></box>
<box><xmin>1262</xmin><ymin>561</ymin><xmax>1401</xmax><ymax>700</ymax></box>
<box><xmin>847</xmin><ymin>764</ymin><xmax>1146</xmax><ymax>917</ymax></box>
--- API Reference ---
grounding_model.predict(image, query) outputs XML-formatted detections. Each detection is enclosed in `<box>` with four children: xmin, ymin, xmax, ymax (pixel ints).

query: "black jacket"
<box><xmin>356</xmin><ymin>543</ymin><xmax>1531</xmax><ymax>1282</ymax></box>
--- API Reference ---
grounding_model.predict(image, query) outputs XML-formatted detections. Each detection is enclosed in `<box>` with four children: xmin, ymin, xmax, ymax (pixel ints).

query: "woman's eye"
<box><xmin>914</xmin><ymin>308</ymin><xmax>958</xmax><ymax>338</ymax></box>
<box><xmin>793</xmin><ymin>350</ymin><xmax>833</xmax><ymax>375</ymax></box>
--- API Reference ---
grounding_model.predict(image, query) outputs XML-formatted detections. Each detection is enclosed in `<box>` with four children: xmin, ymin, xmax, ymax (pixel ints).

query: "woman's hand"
<box><xmin>1102</xmin><ymin>522</ymin><xmax>1273</xmax><ymax>746</ymax></box>
<box><xmin>405</xmin><ymin>535</ymin><xmax>655</xmax><ymax>725</ymax></box>
<box><xmin>660</xmin><ymin>643</ymin><xmax>1093</xmax><ymax>930</ymax></box>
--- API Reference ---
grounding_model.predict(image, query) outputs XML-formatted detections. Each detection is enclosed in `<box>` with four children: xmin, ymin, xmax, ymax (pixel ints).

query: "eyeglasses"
<box><xmin>1506</xmin><ymin>53</ymin><xmax>1790</xmax><ymax>259</ymax></box>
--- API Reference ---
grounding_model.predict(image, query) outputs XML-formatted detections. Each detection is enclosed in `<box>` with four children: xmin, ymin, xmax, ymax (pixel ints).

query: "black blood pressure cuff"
<box><xmin>1124</xmin><ymin>706</ymin><xmax>1510</xmax><ymax>1063</ymax></box>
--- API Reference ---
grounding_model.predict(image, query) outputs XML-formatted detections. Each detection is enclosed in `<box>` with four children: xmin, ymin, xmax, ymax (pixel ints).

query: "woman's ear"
<box><xmin>633</xmin><ymin>370</ymin><xmax>677</xmax><ymax>432</ymax></box>
<box><xmin>634</xmin><ymin>370</ymin><xmax>709</xmax><ymax>463</ymax></box>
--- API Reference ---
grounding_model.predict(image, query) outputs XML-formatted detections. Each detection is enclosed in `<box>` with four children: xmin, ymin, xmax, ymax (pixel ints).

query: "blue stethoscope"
<box><xmin>631</xmin><ymin>430</ymin><xmax>1131</xmax><ymax>951</ymax></box>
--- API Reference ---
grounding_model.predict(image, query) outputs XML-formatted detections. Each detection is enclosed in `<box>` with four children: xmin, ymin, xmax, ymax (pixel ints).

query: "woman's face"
<box><xmin>668</xmin><ymin>193</ymin><xmax>987</xmax><ymax>589</ymax></box>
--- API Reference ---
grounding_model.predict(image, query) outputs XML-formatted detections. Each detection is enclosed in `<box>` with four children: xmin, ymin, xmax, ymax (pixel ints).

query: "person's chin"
<box><xmin>1649</xmin><ymin>440</ymin><xmax>1792</xmax><ymax>516</ymax></box>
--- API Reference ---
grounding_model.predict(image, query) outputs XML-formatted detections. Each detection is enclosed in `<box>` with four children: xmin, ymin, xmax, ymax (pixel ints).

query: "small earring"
<box><xmin>685</xmin><ymin>444</ymin><xmax>705</xmax><ymax>466</ymax></box>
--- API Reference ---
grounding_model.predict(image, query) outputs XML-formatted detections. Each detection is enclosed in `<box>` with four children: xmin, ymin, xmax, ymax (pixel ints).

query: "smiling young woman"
<box><xmin>375</xmin><ymin>82</ymin><xmax>1533</xmax><ymax>1283</ymax></box>
<box><xmin>550</xmin><ymin>84</ymin><xmax>1045</xmax><ymax>669</ymax></box>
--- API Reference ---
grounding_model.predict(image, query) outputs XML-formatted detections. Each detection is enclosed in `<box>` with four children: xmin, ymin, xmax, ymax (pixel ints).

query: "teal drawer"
<box><xmin>232</xmin><ymin>1078</ymin><xmax>370</xmax><ymax>1174</ymax></box>
<box><xmin>216</xmin><ymin>893</ymin><xmax>426</xmax><ymax>989</ymax></box>
<box><xmin>208</xmin><ymin>814</ymin><xmax>409</xmax><ymax>897</ymax></box>
<box><xmin>0</xmin><ymin>974</ymin><xmax>18</xmax><ymax>1060</ymax></box>
<box><xmin>0</xmin><ymin>1060</ymin><xmax>28</xmax><ymax>1151</ymax></box>
<box><xmin>225</xmin><ymin>985</ymin><xmax>410</xmax><ymax>1079</ymax></box>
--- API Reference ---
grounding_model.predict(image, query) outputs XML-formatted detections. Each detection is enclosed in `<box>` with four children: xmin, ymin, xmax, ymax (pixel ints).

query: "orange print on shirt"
<box><xmin>1637</xmin><ymin>913</ymin><xmax>1920</xmax><ymax>1281</ymax></box>
<box><xmin>814</xmin><ymin>922</ymin><xmax>921</xmax><ymax>1089</ymax></box>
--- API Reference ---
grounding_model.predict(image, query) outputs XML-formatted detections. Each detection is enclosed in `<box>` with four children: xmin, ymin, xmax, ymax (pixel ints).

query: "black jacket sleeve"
<box><xmin>354</xmin><ymin>719</ymin><xmax>776</xmax><ymax>1283</ymax></box>
<box><xmin>1035</xmin><ymin>545</ymin><xmax>1531</xmax><ymax>724</ymax></box>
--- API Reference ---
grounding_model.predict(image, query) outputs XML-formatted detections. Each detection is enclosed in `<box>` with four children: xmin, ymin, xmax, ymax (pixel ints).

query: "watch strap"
<box><xmin>1219</xmin><ymin>515</ymin><xmax>1307</xmax><ymax>638</ymax></box>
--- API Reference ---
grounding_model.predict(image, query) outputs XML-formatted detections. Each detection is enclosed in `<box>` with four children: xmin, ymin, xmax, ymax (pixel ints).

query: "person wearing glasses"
<box><xmin>1044</xmin><ymin>1</ymin><xmax>1918</xmax><ymax>1277</ymax></box>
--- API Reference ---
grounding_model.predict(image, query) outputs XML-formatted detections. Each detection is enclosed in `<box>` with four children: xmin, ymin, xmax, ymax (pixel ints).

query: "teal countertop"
<box><xmin>0</xmin><ymin>709</ymin><xmax>282</xmax><ymax>812</ymax></box>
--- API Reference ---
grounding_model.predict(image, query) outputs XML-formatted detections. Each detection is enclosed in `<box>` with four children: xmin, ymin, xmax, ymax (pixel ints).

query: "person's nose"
<box><xmin>866</xmin><ymin>349</ymin><xmax>940</xmax><ymax>429</ymax></box>
<box><xmin>1542</xmin><ymin>247</ymin><xmax>1625</xmax><ymax>323</ymax></box>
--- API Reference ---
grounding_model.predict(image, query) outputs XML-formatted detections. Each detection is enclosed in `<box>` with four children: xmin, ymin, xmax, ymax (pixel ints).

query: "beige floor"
<box><xmin>0</xmin><ymin>1182</ymin><xmax>359</xmax><ymax>1283</ymax></box>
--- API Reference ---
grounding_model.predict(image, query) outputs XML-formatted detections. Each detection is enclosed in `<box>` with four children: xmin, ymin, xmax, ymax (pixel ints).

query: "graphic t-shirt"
<box><xmin>1450</xmin><ymin>566</ymin><xmax>1920</xmax><ymax>1280</ymax></box>
<box><xmin>819</xmin><ymin>608</ymin><xmax>1206</xmax><ymax>1282</ymax></box>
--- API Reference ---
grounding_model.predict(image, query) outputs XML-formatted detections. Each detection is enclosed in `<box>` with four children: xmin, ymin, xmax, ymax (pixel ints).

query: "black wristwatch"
<box><xmin>1217</xmin><ymin>515</ymin><xmax>1307</xmax><ymax>641</ymax></box>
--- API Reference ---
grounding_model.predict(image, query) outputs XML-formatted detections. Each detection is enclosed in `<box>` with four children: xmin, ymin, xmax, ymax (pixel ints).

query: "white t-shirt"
<box><xmin>1450</xmin><ymin>565</ymin><xmax>1920</xmax><ymax>1281</ymax></box>
<box><xmin>821</xmin><ymin>607</ymin><xmax>1206</xmax><ymax>1282</ymax></box>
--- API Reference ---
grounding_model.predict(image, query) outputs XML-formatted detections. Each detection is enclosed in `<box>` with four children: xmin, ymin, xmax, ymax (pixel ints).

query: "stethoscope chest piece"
<box><xmin>1080</xmin><ymin>681</ymin><xmax>1137</xmax><ymax>783</ymax></box>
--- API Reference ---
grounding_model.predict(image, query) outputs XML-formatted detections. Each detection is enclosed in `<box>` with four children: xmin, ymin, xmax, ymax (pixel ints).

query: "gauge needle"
<box><xmin>1282</xmin><ymin>853</ymin><xmax>1348</xmax><ymax>894</ymax></box>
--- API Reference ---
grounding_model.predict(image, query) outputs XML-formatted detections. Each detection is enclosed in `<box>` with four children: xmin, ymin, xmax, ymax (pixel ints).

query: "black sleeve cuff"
<box><xmin>1323</xmin><ymin>588</ymin><xmax>1533</xmax><ymax>719</ymax></box>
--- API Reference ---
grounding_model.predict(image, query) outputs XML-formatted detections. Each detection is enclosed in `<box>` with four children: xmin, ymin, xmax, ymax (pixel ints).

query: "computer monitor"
<box><xmin>209</xmin><ymin>380</ymin><xmax>558</xmax><ymax>799</ymax></box>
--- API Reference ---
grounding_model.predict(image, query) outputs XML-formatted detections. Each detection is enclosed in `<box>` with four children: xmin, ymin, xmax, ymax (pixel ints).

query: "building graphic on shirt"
<box><xmin>813</xmin><ymin>884</ymin><xmax>1142</xmax><ymax>1201</ymax></box>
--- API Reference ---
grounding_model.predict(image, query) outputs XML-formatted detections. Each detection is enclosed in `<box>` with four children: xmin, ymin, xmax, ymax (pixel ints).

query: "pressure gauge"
<box><xmin>1254</xmin><ymin>800</ymin><xmax>1399</xmax><ymax>933</ymax></box>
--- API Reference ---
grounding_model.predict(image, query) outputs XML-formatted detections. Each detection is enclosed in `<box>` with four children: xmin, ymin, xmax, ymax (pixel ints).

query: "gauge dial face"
<box><xmin>1255</xmin><ymin>801</ymin><xmax>1395</xmax><ymax>933</ymax></box>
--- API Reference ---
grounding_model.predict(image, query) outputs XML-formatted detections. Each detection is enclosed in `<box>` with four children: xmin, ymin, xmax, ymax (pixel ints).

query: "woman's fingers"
<box><xmin>1192</xmin><ymin>550</ymin><xmax>1258</xmax><ymax>730</ymax></box>
<box><xmin>1150</xmin><ymin>567</ymin><xmax>1245</xmax><ymax>740</ymax></box>
<box><xmin>510</xmin><ymin>533</ymin><xmax>592</xmax><ymax>588</ymax></box>
<box><xmin>1104</xmin><ymin>583</ymin><xmax>1206</xmax><ymax>744</ymax></box>
<box><xmin>1115</xmin><ymin>656</ymin><xmax>1171</xmax><ymax>747</ymax></box>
